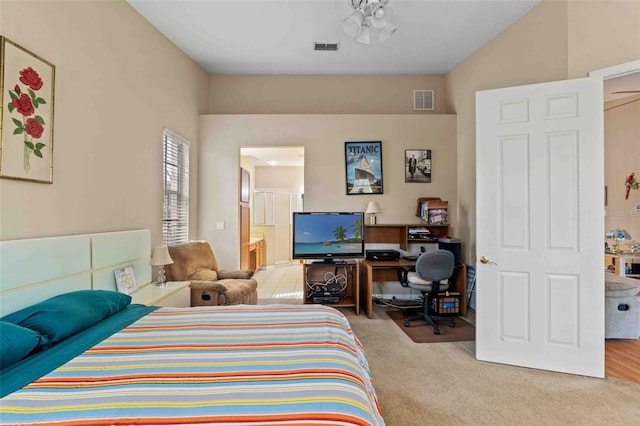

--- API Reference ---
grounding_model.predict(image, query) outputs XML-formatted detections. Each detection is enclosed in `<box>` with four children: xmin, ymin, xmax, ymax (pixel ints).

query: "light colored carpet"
<box><xmin>342</xmin><ymin>305</ymin><xmax>640</xmax><ymax>426</ymax></box>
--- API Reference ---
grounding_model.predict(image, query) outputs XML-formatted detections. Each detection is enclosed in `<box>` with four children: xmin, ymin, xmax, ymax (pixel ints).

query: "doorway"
<box><xmin>593</xmin><ymin>62</ymin><xmax>640</xmax><ymax>384</ymax></box>
<box><xmin>240</xmin><ymin>146</ymin><xmax>305</xmax><ymax>267</ymax></box>
<box><xmin>474</xmin><ymin>60</ymin><xmax>640</xmax><ymax>379</ymax></box>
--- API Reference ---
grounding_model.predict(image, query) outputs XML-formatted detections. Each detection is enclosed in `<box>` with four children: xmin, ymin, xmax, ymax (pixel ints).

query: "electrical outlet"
<box><xmin>216</xmin><ymin>221</ymin><xmax>225</xmax><ymax>230</ymax></box>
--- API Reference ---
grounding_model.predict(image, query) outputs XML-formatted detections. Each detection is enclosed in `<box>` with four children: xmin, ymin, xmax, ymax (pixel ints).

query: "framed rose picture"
<box><xmin>0</xmin><ymin>37</ymin><xmax>55</xmax><ymax>183</ymax></box>
<box><xmin>345</xmin><ymin>141</ymin><xmax>383</xmax><ymax>195</ymax></box>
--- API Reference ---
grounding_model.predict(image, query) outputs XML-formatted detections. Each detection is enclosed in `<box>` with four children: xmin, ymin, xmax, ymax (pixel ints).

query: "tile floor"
<box><xmin>254</xmin><ymin>262</ymin><xmax>304</xmax><ymax>304</ymax></box>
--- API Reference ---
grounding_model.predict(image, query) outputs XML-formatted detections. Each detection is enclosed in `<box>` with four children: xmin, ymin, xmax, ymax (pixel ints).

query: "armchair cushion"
<box><xmin>218</xmin><ymin>269</ymin><xmax>254</xmax><ymax>280</ymax></box>
<box><xmin>189</xmin><ymin>269</ymin><xmax>219</xmax><ymax>281</ymax></box>
<box><xmin>166</xmin><ymin>241</ymin><xmax>219</xmax><ymax>281</ymax></box>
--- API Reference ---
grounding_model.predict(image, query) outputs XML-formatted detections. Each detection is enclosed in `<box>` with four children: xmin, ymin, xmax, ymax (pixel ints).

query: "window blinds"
<box><xmin>162</xmin><ymin>129</ymin><xmax>190</xmax><ymax>245</ymax></box>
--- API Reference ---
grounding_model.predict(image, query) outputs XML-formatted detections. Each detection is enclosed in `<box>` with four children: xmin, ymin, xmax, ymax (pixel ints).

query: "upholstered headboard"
<box><xmin>0</xmin><ymin>229</ymin><xmax>151</xmax><ymax>316</ymax></box>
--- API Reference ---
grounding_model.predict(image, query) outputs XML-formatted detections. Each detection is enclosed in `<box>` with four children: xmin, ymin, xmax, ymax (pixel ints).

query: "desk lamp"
<box><xmin>605</xmin><ymin>228</ymin><xmax>632</xmax><ymax>254</ymax></box>
<box><xmin>151</xmin><ymin>245</ymin><xmax>174</xmax><ymax>287</ymax></box>
<box><xmin>365</xmin><ymin>201</ymin><xmax>381</xmax><ymax>224</ymax></box>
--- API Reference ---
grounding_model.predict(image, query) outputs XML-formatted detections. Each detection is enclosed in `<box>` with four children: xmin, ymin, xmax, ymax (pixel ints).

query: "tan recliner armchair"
<box><xmin>166</xmin><ymin>241</ymin><xmax>258</xmax><ymax>306</ymax></box>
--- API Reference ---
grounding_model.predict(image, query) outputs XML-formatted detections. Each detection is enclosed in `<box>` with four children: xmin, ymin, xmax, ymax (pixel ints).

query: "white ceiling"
<box><xmin>129</xmin><ymin>1</ymin><xmax>638</xmax><ymax>166</ymax></box>
<box><xmin>127</xmin><ymin>0</ymin><xmax>542</xmax><ymax>75</ymax></box>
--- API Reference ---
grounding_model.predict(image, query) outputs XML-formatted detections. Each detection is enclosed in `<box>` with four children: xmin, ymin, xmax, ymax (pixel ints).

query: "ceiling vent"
<box><xmin>413</xmin><ymin>90</ymin><xmax>434</xmax><ymax>111</ymax></box>
<box><xmin>313</xmin><ymin>42</ymin><xmax>340</xmax><ymax>51</ymax></box>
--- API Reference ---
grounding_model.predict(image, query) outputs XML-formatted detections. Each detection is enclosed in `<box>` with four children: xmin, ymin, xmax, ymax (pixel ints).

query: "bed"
<box><xmin>0</xmin><ymin>231</ymin><xmax>384</xmax><ymax>425</ymax></box>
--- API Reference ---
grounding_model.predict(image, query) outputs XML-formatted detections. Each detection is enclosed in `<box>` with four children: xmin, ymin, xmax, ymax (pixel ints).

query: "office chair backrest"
<box><xmin>416</xmin><ymin>249</ymin><xmax>455</xmax><ymax>282</ymax></box>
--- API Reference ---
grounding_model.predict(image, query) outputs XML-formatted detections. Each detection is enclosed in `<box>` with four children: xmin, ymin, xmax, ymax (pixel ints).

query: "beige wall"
<box><xmin>567</xmin><ymin>1</ymin><xmax>640</xmax><ymax>78</ymax></box>
<box><xmin>604</xmin><ymin>96</ymin><xmax>640</xmax><ymax>243</ymax></box>
<box><xmin>446</xmin><ymin>0</ymin><xmax>640</xmax><ymax>263</ymax></box>
<box><xmin>255</xmin><ymin>166</ymin><xmax>304</xmax><ymax>193</ymax></box>
<box><xmin>199</xmin><ymin>114</ymin><xmax>457</xmax><ymax>268</ymax></box>
<box><xmin>209</xmin><ymin>75</ymin><xmax>447</xmax><ymax>114</ymax></box>
<box><xmin>0</xmin><ymin>1</ymin><xmax>209</xmax><ymax>248</ymax></box>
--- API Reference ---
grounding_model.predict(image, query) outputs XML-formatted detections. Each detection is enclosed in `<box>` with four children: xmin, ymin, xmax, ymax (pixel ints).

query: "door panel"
<box><xmin>476</xmin><ymin>77</ymin><xmax>604</xmax><ymax>378</ymax></box>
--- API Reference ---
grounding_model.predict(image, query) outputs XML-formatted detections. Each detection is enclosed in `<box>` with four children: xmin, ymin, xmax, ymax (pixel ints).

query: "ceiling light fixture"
<box><xmin>342</xmin><ymin>0</ymin><xmax>397</xmax><ymax>45</ymax></box>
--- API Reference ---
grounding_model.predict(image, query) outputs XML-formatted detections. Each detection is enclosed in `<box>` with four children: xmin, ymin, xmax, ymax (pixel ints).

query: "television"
<box><xmin>292</xmin><ymin>212</ymin><xmax>365</xmax><ymax>263</ymax></box>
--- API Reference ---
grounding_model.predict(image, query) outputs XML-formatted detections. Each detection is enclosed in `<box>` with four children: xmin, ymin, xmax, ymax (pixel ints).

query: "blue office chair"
<box><xmin>398</xmin><ymin>249</ymin><xmax>455</xmax><ymax>334</ymax></box>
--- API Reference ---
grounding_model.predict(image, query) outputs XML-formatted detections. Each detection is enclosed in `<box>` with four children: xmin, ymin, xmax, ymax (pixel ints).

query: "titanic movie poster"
<box><xmin>344</xmin><ymin>141</ymin><xmax>383</xmax><ymax>195</ymax></box>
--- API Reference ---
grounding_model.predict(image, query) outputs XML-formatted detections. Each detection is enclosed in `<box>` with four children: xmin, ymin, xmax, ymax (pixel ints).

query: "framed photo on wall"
<box><xmin>0</xmin><ymin>36</ymin><xmax>55</xmax><ymax>183</ymax></box>
<box><xmin>405</xmin><ymin>149</ymin><xmax>431</xmax><ymax>183</ymax></box>
<box><xmin>344</xmin><ymin>141</ymin><xmax>383</xmax><ymax>195</ymax></box>
<box><xmin>240</xmin><ymin>167</ymin><xmax>250</xmax><ymax>203</ymax></box>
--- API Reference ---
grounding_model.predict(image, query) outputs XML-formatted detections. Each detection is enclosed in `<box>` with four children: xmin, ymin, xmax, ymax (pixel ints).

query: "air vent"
<box><xmin>313</xmin><ymin>42</ymin><xmax>340</xmax><ymax>51</ymax></box>
<box><xmin>413</xmin><ymin>90</ymin><xmax>435</xmax><ymax>111</ymax></box>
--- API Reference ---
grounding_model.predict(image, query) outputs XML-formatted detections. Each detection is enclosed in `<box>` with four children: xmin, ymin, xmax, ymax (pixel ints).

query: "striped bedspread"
<box><xmin>1</xmin><ymin>304</ymin><xmax>384</xmax><ymax>425</ymax></box>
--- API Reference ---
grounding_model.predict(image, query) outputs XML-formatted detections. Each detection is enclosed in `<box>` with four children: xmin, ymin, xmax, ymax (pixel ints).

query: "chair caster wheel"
<box><xmin>434</xmin><ymin>328</ymin><xmax>440</xmax><ymax>335</ymax></box>
<box><xmin>404</xmin><ymin>319</ymin><xmax>410</xmax><ymax>327</ymax></box>
<box><xmin>449</xmin><ymin>320</ymin><xmax>455</xmax><ymax>327</ymax></box>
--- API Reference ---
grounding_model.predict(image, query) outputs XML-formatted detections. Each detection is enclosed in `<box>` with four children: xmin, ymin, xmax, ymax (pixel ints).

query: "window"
<box><xmin>162</xmin><ymin>129</ymin><xmax>190</xmax><ymax>245</ymax></box>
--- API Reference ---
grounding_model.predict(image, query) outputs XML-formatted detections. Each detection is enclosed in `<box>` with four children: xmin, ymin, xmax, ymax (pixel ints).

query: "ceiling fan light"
<box><xmin>343</xmin><ymin>9</ymin><xmax>365</xmax><ymax>37</ymax></box>
<box><xmin>379</xmin><ymin>22</ymin><xmax>397</xmax><ymax>41</ymax></box>
<box><xmin>371</xmin><ymin>9</ymin><xmax>387</xmax><ymax>28</ymax></box>
<box><xmin>355</xmin><ymin>25</ymin><xmax>370</xmax><ymax>44</ymax></box>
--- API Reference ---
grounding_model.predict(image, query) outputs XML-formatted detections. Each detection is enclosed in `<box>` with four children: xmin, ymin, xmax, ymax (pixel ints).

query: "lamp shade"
<box><xmin>151</xmin><ymin>245</ymin><xmax>174</xmax><ymax>266</ymax></box>
<box><xmin>355</xmin><ymin>24</ymin><xmax>370</xmax><ymax>44</ymax></box>
<box><xmin>379</xmin><ymin>23</ymin><xmax>397</xmax><ymax>41</ymax></box>
<box><xmin>343</xmin><ymin>9</ymin><xmax>365</xmax><ymax>37</ymax></box>
<box><xmin>606</xmin><ymin>228</ymin><xmax>632</xmax><ymax>241</ymax></box>
<box><xmin>365</xmin><ymin>201</ymin><xmax>381</xmax><ymax>214</ymax></box>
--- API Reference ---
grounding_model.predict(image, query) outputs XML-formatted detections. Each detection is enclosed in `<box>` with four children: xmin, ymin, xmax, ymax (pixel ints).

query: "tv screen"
<box><xmin>292</xmin><ymin>212</ymin><xmax>365</xmax><ymax>262</ymax></box>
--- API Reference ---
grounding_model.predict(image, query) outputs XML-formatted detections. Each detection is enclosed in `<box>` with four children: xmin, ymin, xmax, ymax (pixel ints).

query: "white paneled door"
<box><xmin>476</xmin><ymin>77</ymin><xmax>605</xmax><ymax>378</ymax></box>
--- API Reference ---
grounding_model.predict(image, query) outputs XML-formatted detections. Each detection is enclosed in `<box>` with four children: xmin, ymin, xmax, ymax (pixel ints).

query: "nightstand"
<box><xmin>131</xmin><ymin>281</ymin><xmax>190</xmax><ymax>307</ymax></box>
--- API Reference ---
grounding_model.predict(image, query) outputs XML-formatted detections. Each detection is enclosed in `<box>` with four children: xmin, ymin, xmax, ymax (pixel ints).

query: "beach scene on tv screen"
<box><xmin>294</xmin><ymin>214</ymin><xmax>363</xmax><ymax>255</ymax></box>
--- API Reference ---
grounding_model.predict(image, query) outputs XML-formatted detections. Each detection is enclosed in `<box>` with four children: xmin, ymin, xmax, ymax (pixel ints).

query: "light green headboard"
<box><xmin>0</xmin><ymin>229</ymin><xmax>151</xmax><ymax>316</ymax></box>
<box><xmin>90</xmin><ymin>229</ymin><xmax>151</xmax><ymax>291</ymax></box>
<box><xmin>0</xmin><ymin>234</ymin><xmax>92</xmax><ymax>315</ymax></box>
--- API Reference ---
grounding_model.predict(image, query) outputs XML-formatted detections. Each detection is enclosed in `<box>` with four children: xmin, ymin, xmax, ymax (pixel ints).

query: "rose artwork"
<box><xmin>24</xmin><ymin>118</ymin><xmax>44</xmax><ymax>139</ymax></box>
<box><xmin>19</xmin><ymin>67</ymin><xmax>43</xmax><ymax>90</ymax></box>
<box><xmin>6</xmin><ymin>67</ymin><xmax>47</xmax><ymax>173</ymax></box>
<box><xmin>11</xmin><ymin>93</ymin><xmax>34</xmax><ymax>116</ymax></box>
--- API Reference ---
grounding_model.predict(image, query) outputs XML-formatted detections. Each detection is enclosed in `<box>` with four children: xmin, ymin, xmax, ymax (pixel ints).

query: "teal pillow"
<box><xmin>1</xmin><ymin>290</ymin><xmax>131</xmax><ymax>348</ymax></box>
<box><xmin>0</xmin><ymin>321</ymin><xmax>44</xmax><ymax>369</ymax></box>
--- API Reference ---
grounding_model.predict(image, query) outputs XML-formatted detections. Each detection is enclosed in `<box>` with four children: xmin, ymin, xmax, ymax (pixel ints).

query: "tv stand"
<box><xmin>302</xmin><ymin>260</ymin><xmax>360</xmax><ymax>315</ymax></box>
<box><xmin>312</xmin><ymin>258</ymin><xmax>347</xmax><ymax>264</ymax></box>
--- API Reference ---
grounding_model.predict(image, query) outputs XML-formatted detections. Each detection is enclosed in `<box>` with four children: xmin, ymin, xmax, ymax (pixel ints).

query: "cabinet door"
<box><xmin>253</xmin><ymin>191</ymin><xmax>275</xmax><ymax>225</ymax></box>
<box><xmin>240</xmin><ymin>205</ymin><xmax>250</xmax><ymax>269</ymax></box>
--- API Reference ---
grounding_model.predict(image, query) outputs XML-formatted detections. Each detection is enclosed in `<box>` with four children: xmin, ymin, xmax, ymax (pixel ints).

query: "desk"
<box><xmin>361</xmin><ymin>259</ymin><xmax>467</xmax><ymax>319</ymax></box>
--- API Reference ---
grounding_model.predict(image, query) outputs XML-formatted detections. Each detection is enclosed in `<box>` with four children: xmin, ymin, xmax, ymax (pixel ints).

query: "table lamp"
<box><xmin>151</xmin><ymin>245</ymin><xmax>174</xmax><ymax>287</ymax></box>
<box><xmin>365</xmin><ymin>201</ymin><xmax>381</xmax><ymax>225</ymax></box>
<box><xmin>605</xmin><ymin>228</ymin><xmax>632</xmax><ymax>254</ymax></box>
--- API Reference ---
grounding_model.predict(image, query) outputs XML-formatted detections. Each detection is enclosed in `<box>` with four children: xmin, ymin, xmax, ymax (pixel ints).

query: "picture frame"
<box><xmin>0</xmin><ymin>36</ymin><xmax>55</xmax><ymax>183</ymax></box>
<box><xmin>240</xmin><ymin>167</ymin><xmax>250</xmax><ymax>203</ymax></box>
<box><xmin>405</xmin><ymin>149</ymin><xmax>431</xmax><ymax>183</ymax></box>
<box><xmin>114</xmin><ymin>265</ymin><xmax>138</xmax><ymax>295</ymax></box>
<box><xmin>344</xmin><ymin>141</ymin><xmax>383</xmax><ymax>195</ymax></box>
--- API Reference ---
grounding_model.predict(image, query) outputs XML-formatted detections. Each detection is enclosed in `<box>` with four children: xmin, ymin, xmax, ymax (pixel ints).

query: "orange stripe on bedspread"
<box><xmin>42</xmin><ymin>412</ymin><xmax>373</xmax><ymax>426</ymax></box>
